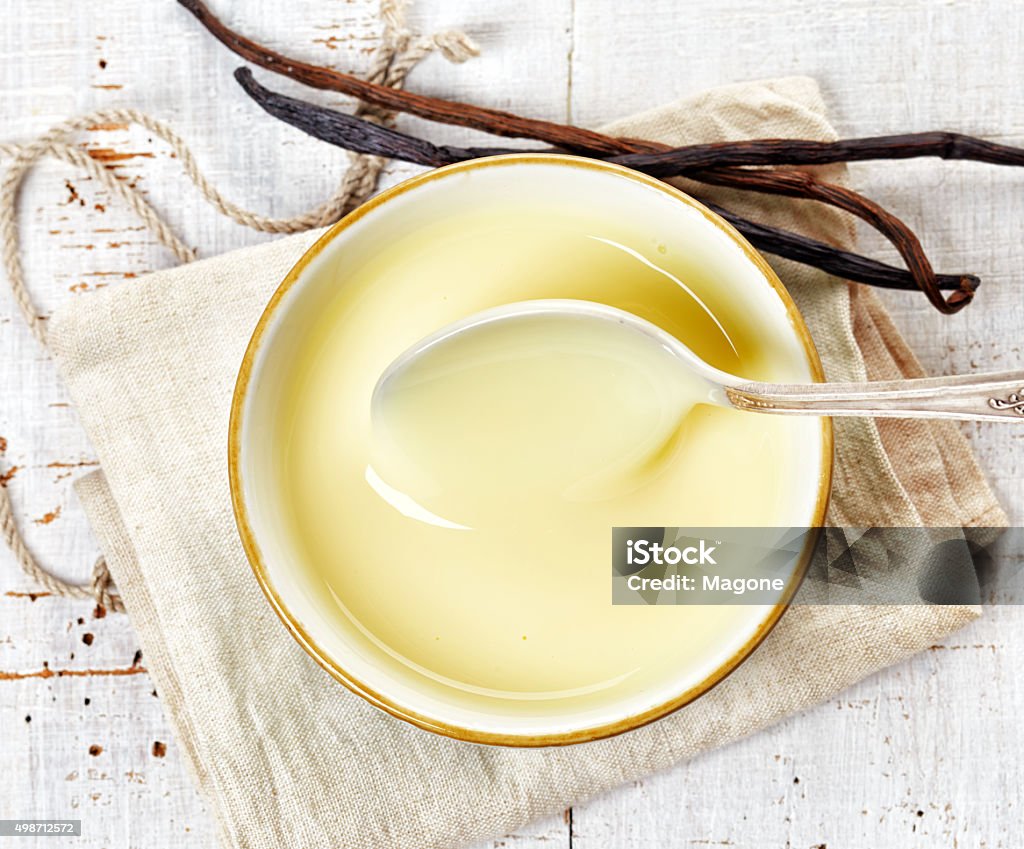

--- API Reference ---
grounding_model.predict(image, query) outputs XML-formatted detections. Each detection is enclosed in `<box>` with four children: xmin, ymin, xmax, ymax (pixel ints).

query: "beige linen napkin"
<box><xmin>48</xmin><ymin>76</ymin><xmax>1005</xmax><ymax>849</ymax></box>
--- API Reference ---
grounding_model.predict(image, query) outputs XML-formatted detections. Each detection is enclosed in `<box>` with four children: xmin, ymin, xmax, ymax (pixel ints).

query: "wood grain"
<box><xmin>1</xmin><ymin>0</ymin><xmax>1022</xmax><ymax>847</ymax></box>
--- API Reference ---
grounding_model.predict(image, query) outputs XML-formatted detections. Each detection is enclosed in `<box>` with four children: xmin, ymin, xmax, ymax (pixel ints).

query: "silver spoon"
<box><xmin>373</xmin><ymin>299</ymin><xmax>1024</xmax><ymax>422</ymax></box>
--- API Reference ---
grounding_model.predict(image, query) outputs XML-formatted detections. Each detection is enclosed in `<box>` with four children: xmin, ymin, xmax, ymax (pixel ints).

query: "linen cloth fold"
<box><xmin>49</xmin><ymin>76</ymin><xmax>1005</xmax><ymax>849</ymax></box>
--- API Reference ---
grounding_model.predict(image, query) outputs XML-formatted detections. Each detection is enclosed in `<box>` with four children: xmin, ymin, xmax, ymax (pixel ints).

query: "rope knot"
<box><xmin>90</xmin><ymin>556</ymin><xmax>124</xmax><ymax>614</ymax></box>
<box><xmin>432</xmin><ymin>30</ymin><xmax>480</xmax><ymax>63</ymax></box>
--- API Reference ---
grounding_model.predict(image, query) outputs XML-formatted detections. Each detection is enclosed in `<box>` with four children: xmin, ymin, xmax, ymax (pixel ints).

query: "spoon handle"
<box><xmin>725</xmin><ymin>370</ymin><xmax>1024</xmax><ymax>421</ymax></box>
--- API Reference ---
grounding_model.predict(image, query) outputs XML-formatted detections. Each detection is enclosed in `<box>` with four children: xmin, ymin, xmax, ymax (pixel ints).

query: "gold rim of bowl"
<box><xmin>228</xmin><ymin>153</ymin><xmax>835</xmax><ymax>748</ymax></box>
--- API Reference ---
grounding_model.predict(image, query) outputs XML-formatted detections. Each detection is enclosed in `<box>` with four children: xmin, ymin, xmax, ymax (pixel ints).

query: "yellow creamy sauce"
<box><xmin>274</xmin><ymin>205</ymin><xmax>811</xmax><ymax>712</ymax></box>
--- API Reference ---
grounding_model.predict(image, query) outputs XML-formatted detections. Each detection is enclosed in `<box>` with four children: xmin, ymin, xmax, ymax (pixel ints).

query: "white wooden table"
<box><xmin>2</xmin><ymin>1</ymin><xmax>1023</xmax><ymax>847</ymax></box>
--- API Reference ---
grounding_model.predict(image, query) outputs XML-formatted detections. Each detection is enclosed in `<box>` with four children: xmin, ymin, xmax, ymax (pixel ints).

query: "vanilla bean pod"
<box><xmin>235</xmin><ymin>69</ymin><xmax>977</xmax><ymax>298</ymax></box>
<box><xmin>188</xmin><ymin>0</ymin><xmax>1024</xmax><ymax>310</ymax></box>
<box><xmin>233</xmin><ymin>69</ymin><xmax>515</xmax><ymax>165</ymax></box>
<box><xmin>184</xmin><ymin>0</ymin><xmax>1024</xmax><ymax>176</ymax></box>
<box><xmin>690</xmin><ymin>167</ymin><xmax>974</xmax><ymax>313</ymax></box>
<box><xmin>178</xmin><ymin>0</ymin><xmax>651</xmax><ymax>157</ymax></box>
<box><xmin>702</xmin><ymin>204</ymin><xmax>976</xmax><ymax>295</ymax></box>
<box><xmin>612</xmin><ymin>133</ymin><xmax>1024</xmax><ymax>176</ymax></box>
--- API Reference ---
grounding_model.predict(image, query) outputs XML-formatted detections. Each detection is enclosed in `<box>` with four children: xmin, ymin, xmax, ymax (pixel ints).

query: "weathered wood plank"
<box><xmin>568</xmin><ymin>1</ymin><xmax>1024</xmax><ymax>846</ymax></box>
<box><xmin>1</xmin><ymin>0</ymin><xmax>572</xmax><ymax>846</ymax></box>
<box><xmin>3</xmin><ymin>0</ymin><xmax>1024</xmax><ymax>847</ymax></box>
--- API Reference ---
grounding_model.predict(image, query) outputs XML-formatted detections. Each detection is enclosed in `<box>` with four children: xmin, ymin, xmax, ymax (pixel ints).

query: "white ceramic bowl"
<box><xmin>229</xmin><ymin>155</ymin><xmax>833</xmax><ymax>746</ymax></box>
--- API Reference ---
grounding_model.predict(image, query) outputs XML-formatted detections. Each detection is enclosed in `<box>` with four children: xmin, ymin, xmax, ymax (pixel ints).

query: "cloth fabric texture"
<box><xmin>48</xmin><ymin>76</ymin><xmax>1005</xmax><ymax>849</ymax></box>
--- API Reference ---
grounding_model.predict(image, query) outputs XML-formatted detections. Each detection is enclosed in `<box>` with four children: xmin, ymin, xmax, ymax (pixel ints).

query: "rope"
<box><xmin>0</xmin><ymin>0</ymin><xmax>478</xmax><ymax>614</ymax></box>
